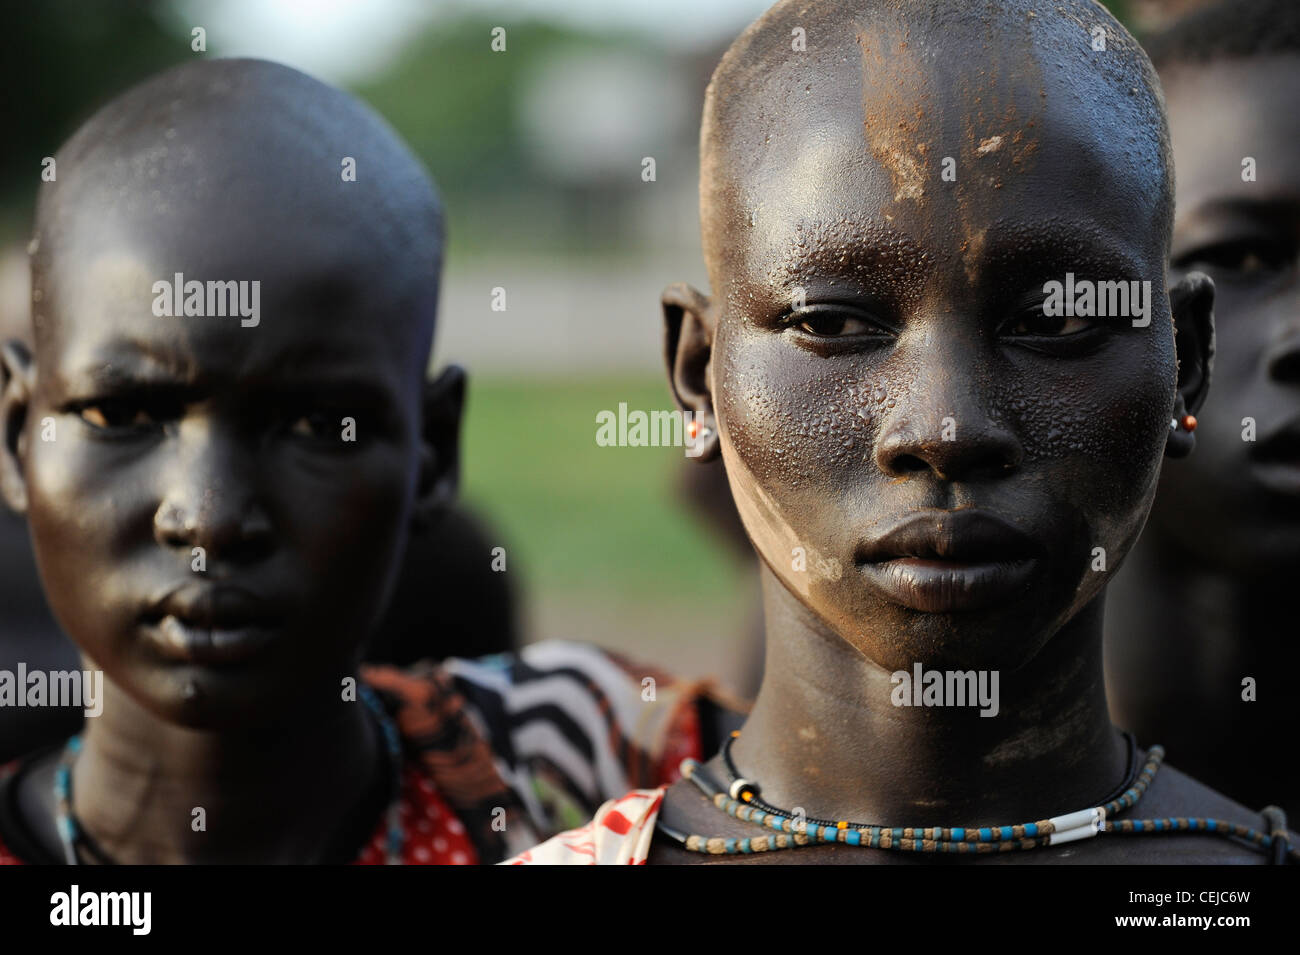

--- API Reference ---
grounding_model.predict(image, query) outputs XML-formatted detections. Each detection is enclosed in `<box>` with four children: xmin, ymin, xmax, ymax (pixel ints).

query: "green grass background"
<box><xmin>460</xmin><ymin>375</ymin><xmax>746</xmax><ymax>604</ymax></box>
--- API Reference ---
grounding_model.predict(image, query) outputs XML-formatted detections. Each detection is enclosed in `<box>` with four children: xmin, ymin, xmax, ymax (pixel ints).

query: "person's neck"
<box><xmin>734</xmin><ymin>566</ymin><xmax>1125</xmax><ymax>825</ymax></box>
<box><xmin>70</xmin><ymin>667</ymin><xmax>379</xmax><ymax>864</ymax></box>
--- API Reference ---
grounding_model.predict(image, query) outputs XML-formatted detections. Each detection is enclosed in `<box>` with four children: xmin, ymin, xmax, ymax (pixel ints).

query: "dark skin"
<box><xmin>649</xmin><ymin>0</ymin><xmax>1261</xmax><ymax>864</ymax></box>
<box><xmin>1105</xmin><ymin>53</ymin><xmax>1300</xmax><ymax>816</ymax></box>
<box><xmin>0</xmin><ymin>60</ymin><xmax>462</xmax><ymax>863</ymax></box>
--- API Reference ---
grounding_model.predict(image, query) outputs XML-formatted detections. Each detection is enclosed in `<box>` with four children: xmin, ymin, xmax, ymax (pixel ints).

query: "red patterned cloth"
<box><xmin>352</xmin><ymin>766</ymin><xmax>479</xmax><ymax>865</ymax></box>
<box><xmin>504</xmin><ymin>788</ymin><xmax>669</xmax><ymax>865</ymax></box>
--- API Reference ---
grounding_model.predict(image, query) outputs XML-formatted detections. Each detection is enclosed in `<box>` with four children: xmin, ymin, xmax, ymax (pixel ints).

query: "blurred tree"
<box><xmin>2</xmin><ymin>0</ymin><xmax>184</xmax><ymax>234</ymax></box>
<box><xmin>1105</xmin><ymin>0</ymin><xmax>1136</xmax><ymax>26</ymax></box>
<box><xmin>353</xmin><ymin>17</ymin><xmax>657</xmax><ymax>255</ymax></box>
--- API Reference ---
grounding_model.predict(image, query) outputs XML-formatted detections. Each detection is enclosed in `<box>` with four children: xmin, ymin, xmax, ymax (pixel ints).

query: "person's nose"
<box><xmin>873</xmin><ymin>331</ymin><xmax>1023</xmax><ymax>481</ymax></box>
<box><xmin>1265</xmin><ymin>327</ymin><xmax>1300</xmax><ymax>383</ymax></box>
<box><xmin>1261</xmin><ymin>279</ymin><xmax>1300</xmax><ymax>382</ymax></box>
<box><xmin>153</xmin><ymin>418</ymin><xmax>272</xmax><ymax>563</ymax></box>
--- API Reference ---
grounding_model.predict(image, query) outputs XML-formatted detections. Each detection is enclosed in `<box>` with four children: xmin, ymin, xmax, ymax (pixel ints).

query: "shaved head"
<box><xmin>30</xmin><ymin>57</ymin><xmax>443</xmax><ymax>354</ymax></box>
<box><xmin>700</xmin><ymin>0</ymin><xmax>1173</xmax><ymax>288</ymax></box>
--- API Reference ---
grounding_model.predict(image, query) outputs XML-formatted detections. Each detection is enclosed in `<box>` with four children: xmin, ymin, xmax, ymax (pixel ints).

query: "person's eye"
<box><xmin>76</xmin><ymin>401</ymin><xmax>158</xmax><ymax>431</ymax></box>
<box><xmin>288</xmin><ymin>412</ymin><xmax>336</xmax><ymax>439</ymax></box>
<box><xmin>1175</xmin><ymin>238</ymin><xmax>1294</xmax><ymax>277</ymax></box>
<box><xmin>790</xmin><ymin>306</ymin><xmax>889</xmax><ymax>339</ymax></box>
<box><xmin>285</xmin><ymin>408</ymin><xmax>364</xmax><ymax>445</ymax></box>
<box><xmin>1004</xmin><ymin>309</ymin><xmax>1095</xmax><ymax>337</ymax></box>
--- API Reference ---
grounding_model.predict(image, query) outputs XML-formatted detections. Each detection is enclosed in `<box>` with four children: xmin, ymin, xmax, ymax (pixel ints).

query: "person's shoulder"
<box><xmin>0</xmin><ymin>755</ymin><xmax>57</xmax><ymax>865</ymax></box>
<box><xmin>501</xmin><ymin>787</ymin><xmax>668</xmax><ymax>865</ymax></box>
<box><xmin>1089</xmin><ymin>753</ymin><xmax>1283</xmax><ymax>865</ymax></box>
<box><xmin>1139</xmin><ymin>758</ymin><xmax>1268</xmax><ymax>824</ymax></box>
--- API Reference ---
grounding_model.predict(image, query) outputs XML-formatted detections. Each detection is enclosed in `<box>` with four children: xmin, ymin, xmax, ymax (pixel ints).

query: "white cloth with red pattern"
<box><xmin>503</xmin><ymin>787</ymin><xmax>669</xmax><ymax>865</ymax></box>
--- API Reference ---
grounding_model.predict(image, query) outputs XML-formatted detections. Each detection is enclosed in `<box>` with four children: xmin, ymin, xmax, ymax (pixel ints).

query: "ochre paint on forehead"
<box><xmin>701</xmin><ymin>0</ymin><xmax>1170</xmax><ymax>297</ymax></box>
<box><xmin>850</xmin><ymin>10</ymin><xmax>1045</xmax><ymax>285</ymax></box>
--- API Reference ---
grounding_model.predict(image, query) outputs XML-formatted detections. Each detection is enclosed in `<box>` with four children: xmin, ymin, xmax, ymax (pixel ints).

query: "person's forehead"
<box><xmin>37</xmin><ymin>227</ymin><xmax>424</xmax><ymax>388</ymax></box>
<box><xmin>43</xmin><ymin>183</ymin><xmax>422</xmax><ymax>306</ymax></box>
<box><xmin>1165</xmin><ymin>55</ymin><xmax>1300</xmax><ymax>218</ymax></box>
<box><xmin>716</xmin><ymin>36</ymin><xmax>1164</xmax><ymax>287</ymax></box>
<box><xmin>45</xmin><ymin>319</ymin><xmax>395</xmax><ymax>391</ymax></box>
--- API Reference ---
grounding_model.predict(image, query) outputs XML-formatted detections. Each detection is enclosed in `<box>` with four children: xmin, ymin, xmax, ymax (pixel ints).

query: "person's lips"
<box><xmin>1251</xmin><ymin>419</ymin><xmax>1300</xmax><ymax>494</ymax></box>
<box><xmin>140</xmin><ymin>584</ymin><xmax>282</xmax><ymax>665</ymax></box>
<box><xmin>854</xmin><ymin>510</ymin><xmax>1042</xmax><ymax>613</ymax></box>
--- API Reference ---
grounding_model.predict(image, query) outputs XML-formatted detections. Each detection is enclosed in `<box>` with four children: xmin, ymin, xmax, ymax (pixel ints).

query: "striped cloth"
<box><xmin>372</xmin><ymin>639</ymin><xmax>716</xmax><ymax>861</ymax></box>
<box><xmin>445</xmin><ymin>641</ymin><xmax>707</xmax><ymax>834</ymax></box>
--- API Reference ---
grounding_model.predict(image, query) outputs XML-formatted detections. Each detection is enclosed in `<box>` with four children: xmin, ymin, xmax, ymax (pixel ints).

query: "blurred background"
<box><xmin>0</xmin><ymin>0</ymin><xmax>1204</xmax><ymax>700</ymax></box>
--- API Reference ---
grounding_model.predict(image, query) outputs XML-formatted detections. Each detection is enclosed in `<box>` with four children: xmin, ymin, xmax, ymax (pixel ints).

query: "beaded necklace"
<box><xmin>719</xmin><ymin>731</ymin><xmax>1141</xmax><ymax>835</ymax></box>
<box><xmin>53</xmin><ymin>684</ymin><xmax>406</xmax><ymax>865</ymax></box>
<box><xmin>656</xmin><ymin>732</ymin><xmax>1292</xmax><ymax>860</ymax></box>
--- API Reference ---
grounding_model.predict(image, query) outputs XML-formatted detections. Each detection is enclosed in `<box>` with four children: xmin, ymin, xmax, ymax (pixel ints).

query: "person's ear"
<box><xmin>414</xmin><ymin>364</ymin><xmax>466</xmax><ymax>529</ymax></box>
<box><xmin>1166</xmin><ymin>271</ymin><xmax>1214</xmax><ymax>460</ymax></box>
<box><xmin>662</xmin><ymin>282</ymin><xmax>720</xmax><ymax>462</ymax></box>
<box><xmin>0</xmin><ymin>340</ymin><xmax>34</xmax><ymax>513</ymax></box>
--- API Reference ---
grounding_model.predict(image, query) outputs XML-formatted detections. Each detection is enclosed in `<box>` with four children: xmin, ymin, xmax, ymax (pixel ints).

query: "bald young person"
<box><xmin>0</xmin><ymin>58</ymin><xmax>729</xmax><ymax>864</ymax></box>
<box><xmin>510</xmin><ymin>0</ymin><xmax>1295</xmax><ymax>865</ymax></box>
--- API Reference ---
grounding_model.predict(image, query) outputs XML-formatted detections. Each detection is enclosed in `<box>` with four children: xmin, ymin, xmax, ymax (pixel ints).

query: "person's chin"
<box><xmin>132</xmin><ymin>664</ymin><xmax>287</xmax><ymax>731</ymax></box>
<box><xmin>852</xmin><ymin>597</ymin><xmax>1056</xmax><ymax>675</ymax></box>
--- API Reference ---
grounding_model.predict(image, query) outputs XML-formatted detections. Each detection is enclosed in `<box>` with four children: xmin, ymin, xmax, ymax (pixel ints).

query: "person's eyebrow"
<box><xmin>55</xmin><ymin>339</ymin><xmax>403</xmax><ymax>405</ymax></box>
<box><xmin>1179</xmin><ymin>195</ymin><xmax>1300</xmax><ymax>223</ymax></box>
<box><xmin>770</xmin><ymin>217</ymin><xmax>1149</xmax><ymax>292</ymax></box>
<box><xmin>270</xmin><ymin>341</ymin><xmax>397</xmax><ymax>377</ymax></box>
<box><xmin>56</xmin><ymin>341</ymin><xmax>195</xmax><ymax>396</ymax></box>
<box><xmin>266</xmin><ymin>348</ymin><xmax>407</xmax><ymax>409</ymax></box>
<box><xmin>978</xmin><ymin>220</ymin><xmax>1149</xmax><ymax>282</ymax></box>
<box><xmin>770</xmin><ymin>220</ymin><xmax>929</xmax><ymax>290</ymax></box>
<box><xmin>260</xmin><ymin>375</ymin><xmax>399</xmax><ymax>412</ymax></box>
<box><xmin>1173</xmin><ymin>196</ymin><xmax>1300</xmax><ymax>255</ymax></box>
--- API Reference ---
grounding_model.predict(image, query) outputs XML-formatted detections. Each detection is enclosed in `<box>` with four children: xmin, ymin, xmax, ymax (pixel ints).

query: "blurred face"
<box><xmin>22</xmin><ymin>207</ymin><xmax>430</xmax><ymax>729</ymax></box>
<box><xmin>1159</xmin><ymin>54</ymin><xmax>1300</xmax><ymax>566</ymax></box>
<box><xmin>707</xmin><ymin>28</ymin><xmax>1178</xmax><ymax>672</ymax></box>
